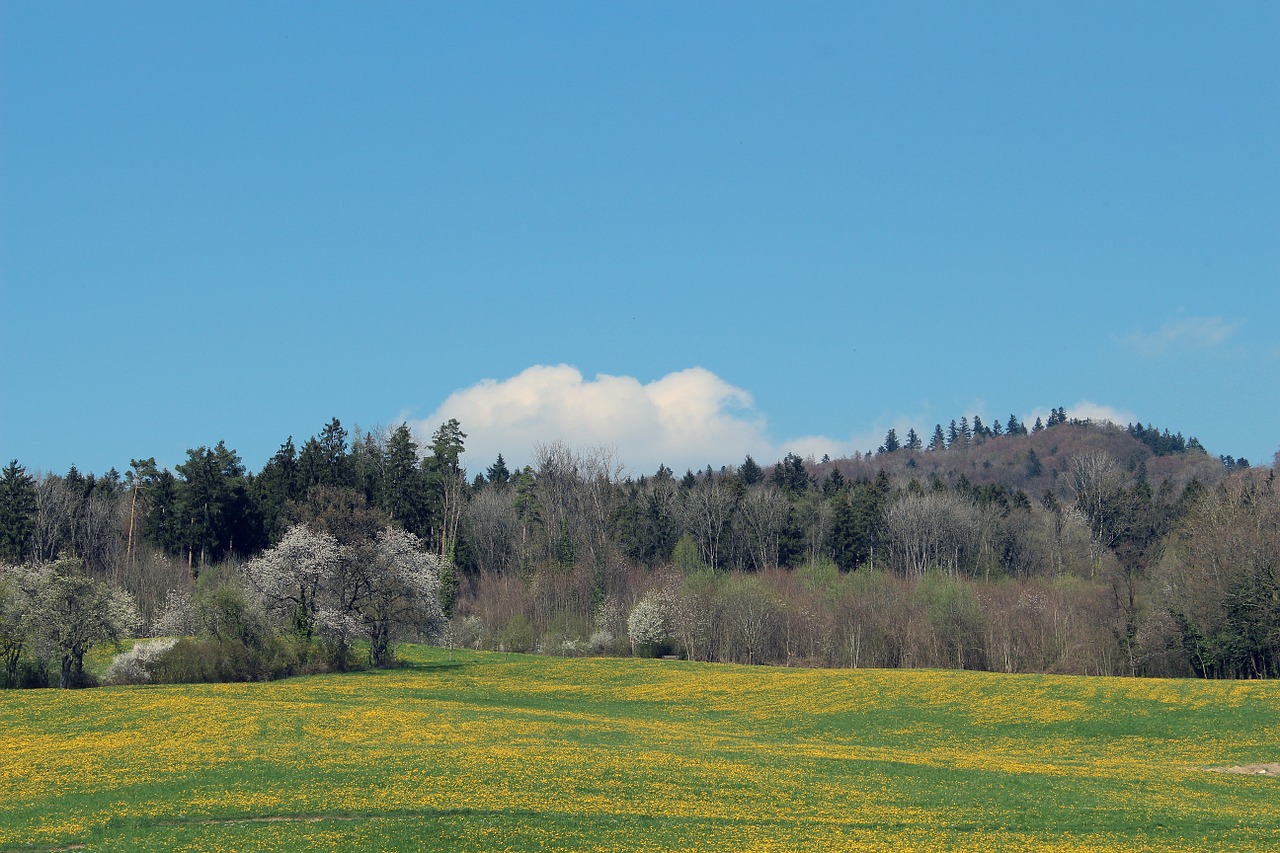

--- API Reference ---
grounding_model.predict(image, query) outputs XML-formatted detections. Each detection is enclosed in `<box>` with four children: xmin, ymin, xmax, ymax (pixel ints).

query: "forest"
<box><xmin>1</xmin><ymin>409</ymin><xmax>1277</xmax><ymax>687</ymax></box>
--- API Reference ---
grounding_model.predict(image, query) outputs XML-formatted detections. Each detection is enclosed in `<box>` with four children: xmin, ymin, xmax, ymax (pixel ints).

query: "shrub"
<box><xmin>102</xmin><ymin>638</ymin><xmax>178</xmax><ymax>685</ymax></box>
<box><xmin>148</xmin><ymin>638</ymin><xmax>262</xmax><ymax>684</ymax></box>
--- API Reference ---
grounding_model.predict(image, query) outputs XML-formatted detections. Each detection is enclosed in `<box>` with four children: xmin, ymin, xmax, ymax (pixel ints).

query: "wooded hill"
<box><xmin>2</xmin><ymin>409</ymin><xmax>1276</xmax><ymax>684</ymax></box>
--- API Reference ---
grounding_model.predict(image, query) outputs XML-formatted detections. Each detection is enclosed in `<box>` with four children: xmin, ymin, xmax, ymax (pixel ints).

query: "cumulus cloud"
<box><xmin>408</xmin><ymin>365</ymin><xmax>852</xmax><ymax>475</ymax></box>
<box><xmin>1025</xmin><ymin>401</ymin><xmax>1136</xmax><ymax>428</ymax></box>
<box><xmin>1120</xmin><ymin>316</ymin><xmax>1240</xmax><ymax>357</ymax></box>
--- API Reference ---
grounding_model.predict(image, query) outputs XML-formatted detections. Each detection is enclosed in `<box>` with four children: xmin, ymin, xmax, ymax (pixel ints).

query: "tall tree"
<box><xmin>298</xmin><ymin>418</ymin><xmax>352</xmax><ymax>493</ymax></box>
<box><xmin>427</xmin><ymin>419</ymin><xmax>467</xmax><ymax>560</ymax></box>
<box><xmin>739</xmin><ymin>455</ymin><xmax>763</xmax><ymax>486</ymax></box>
<box><xmin>253</xmin><ymin>438</ymin><xmax>300</xmax><ymax>543</ymax></box>
<box><xmin>382</xmin><ymin>424</ymin><xmax>424</xmax><ymax>527</ymax></box>
<box><xmin>771</xmin><ymin>453</ymin><xmax>809</xmax><ymax>496</ymax></box>
<box><xmin>928</xmin><ymin>424</ymin><xmax>947</xmax><ymax>452</ymax></box>
<box><xmin>123</xmin><ymin>458</ymin><xmax>159</xmax><ymax>567</ymax></box>
<box><xmin>879</xmin><ymin>429</ymin><xmax>901</xmax><ymax>454</ymax></box>
<box><xmin>348</xmin><ymin>428</ymin><xmax>387</xmax><ymax>507</ymax></box>
<box><xmin>0</xmin><ymin>461</ymin><xmax>37</xmax><ymax>563</ymax></box>
<box><xmin>142</xmin><ymin>469</ymin><xmax>183</xmax><ymax>555</ymax></box>
<box><xmin>485</xmin><ymin>453</ymin><xmax>511</xmax><ymax>487</ymax></box>
<box><xmin>175</xmin><ymin>442</ymin><xmax>262</xmax><ymax>570</ymax></box>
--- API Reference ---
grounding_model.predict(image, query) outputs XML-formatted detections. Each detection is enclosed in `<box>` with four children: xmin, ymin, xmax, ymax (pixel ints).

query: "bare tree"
<box><xmin>737</xmin><ymin>486</ymin><xmax>788</xmax><ymax>571</ymax></box>
<box><xmin>679</xmin><ymin>473</ymin><xmax>739</xmax><ymax>571</ymax></box>
<box><xmin>884</xmin><ymin>491</ymin><xmax>981</xmax><ymax>577</ymax></box>
<box><xmin>1067</xmin><ymin>450</ymin><xmax>1125</xmax><ymax>576</ymax></box>
<box><xmin>532</xmin><ymin>442</ymin><xmax>626</xmax><ymax>570</ymax></box>
<box><xmin>461</xmin><ymin>486</ymin><xmax>521</xmax><ymax>575</ymax></box>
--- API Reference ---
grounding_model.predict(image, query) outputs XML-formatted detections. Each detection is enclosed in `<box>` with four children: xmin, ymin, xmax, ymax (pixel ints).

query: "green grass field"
<box><xmin>2</xmin><ymin>647</ymin><xmax>1277</xmax><ymax>852</ymax></box>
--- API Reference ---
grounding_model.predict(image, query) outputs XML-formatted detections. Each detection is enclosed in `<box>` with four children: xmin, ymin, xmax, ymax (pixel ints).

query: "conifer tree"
<box><xmin>928</xmin><ymin>424</ymin><xmax>947</xmax><ymax>451</ymax></box>
<box><xmin>0</xmin><ymin>460</ymin><xmax>36</xmax><ymax>563</ymax></box>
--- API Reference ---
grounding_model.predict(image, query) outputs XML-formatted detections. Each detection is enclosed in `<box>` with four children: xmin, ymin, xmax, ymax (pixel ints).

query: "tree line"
<box><xmin>2</xmin><ymin>409</ymin><xmax>1276</xmax><ymax>686</ymax></box>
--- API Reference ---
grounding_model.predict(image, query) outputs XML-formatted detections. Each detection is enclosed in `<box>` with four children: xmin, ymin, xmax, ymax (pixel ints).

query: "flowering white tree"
<box><xmin>354</xmin><ymin>526</ymin><xmax>445</xmax><ymax>667</ymax></box>
<box><xmin>1</xmin><ymin>563</ymin><xmax>39</xmax><ymax>687</ymax></box>
<box><xmin>27</xmin><ymin>557</ymin><xmax>139</xmax><ymax>688</ymax></box>
<box><xmin>627</xmin><ymin>588</ymin><xmax>675</xmax><ymax>654</ymax></box>
<box><xmin>241</xmin><ymin>524</ymin><xmax>341</xmax><ymax>638</ymax></box>
<box><xmin>242</xmin><ymin>523</ymin><xmax>445</xmax><ymax>668</ymax></box>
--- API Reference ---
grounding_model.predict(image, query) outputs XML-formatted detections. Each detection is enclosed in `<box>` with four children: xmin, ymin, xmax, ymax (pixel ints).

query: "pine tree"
<box><xmin>1026</xmin><ymin>448</ymin><xmax>1043</xmax><ymax>478</ymax></box>
<box><xmin>878</xmin><ymin>429</ymin><xmax>901</xmax><ymax>454</ymax></box>
<box><xmin>772</xmin><ymin>453</ymin><xmax>809</xmax><ymax>495</ymax></box>
<box><xmin>739</xmin><ymin>455</ymin><xmax>763</xmax><ymax>486</ymax></box>
<box><xmin>486</xmin><ymin>453</ymin><xmax>511</xmax><ymax>486</ymax></box>
<box><xmin>427</xmin><ymin>419</ymin><xmax>467</xmax><ymax>559</ymax></box>
<box><xmin>905</xmin><ymin>428</ymin><xmax>922</xmax><ymax>451</ymax></box>
<box><xmin>383</xmin><ymin>424</ymin><xmax>423</xmax><ymax>526</ymax></box>
<box><xmin>252</xmin><ymin>439</ymin><xmax>299</xmax><ymax>543</ymax></box>
<box><xmin>0</xmin><ymin>460</ymin><xmax>37</xmax><ymax>563</ymax></box>
<box><xmin>929</xmin><ymin>424</ymin><xmax>947</xmax><ymax>452</ymax></box>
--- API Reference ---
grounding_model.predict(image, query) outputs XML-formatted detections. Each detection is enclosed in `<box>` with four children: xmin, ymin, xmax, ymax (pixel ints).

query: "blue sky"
<box><xmin>2</xmin><ymin>2</ymin><xmax>1277</xmax><ymax>477</ymax></box>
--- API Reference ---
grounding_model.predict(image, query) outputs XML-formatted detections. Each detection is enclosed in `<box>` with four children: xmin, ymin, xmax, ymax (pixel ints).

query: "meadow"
<box><xmin>1</xmin><ymin>647</ymin><xmax>1277</xmax><ymax>852</ymax></box>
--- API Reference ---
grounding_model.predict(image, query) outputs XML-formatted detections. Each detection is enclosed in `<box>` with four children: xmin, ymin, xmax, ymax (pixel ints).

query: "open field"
<box><xmin>2</xmin><ymin>648</ymin><xmax>1278</xmax><ymax>852</ymax></box>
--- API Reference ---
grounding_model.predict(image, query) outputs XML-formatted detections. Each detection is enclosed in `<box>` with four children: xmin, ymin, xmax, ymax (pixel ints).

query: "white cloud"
<box><xmin>1025</xmin><ymin>401</ymin><xmax>1136</xmax><ymax>428</ymax></box>
<box><xmin>1120</xmin><ymin>316</ymin><xmax>1240</xmax><ymax>357</ymax></box>
<box><xmin>409</xmin><ymin>365</ymin><xmax>858</xmax><ymax>475</ymax></box>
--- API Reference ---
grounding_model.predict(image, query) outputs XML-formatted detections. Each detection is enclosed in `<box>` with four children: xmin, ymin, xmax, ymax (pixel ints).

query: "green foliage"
<box><xmin>915</xmin><ymin>573</ymin><xmax>986</xmax><ymax>669</ymax></box>
<box><xmin>30</xmin><ymin>557</ymin><xmax>137</xmax><ymax>688</ymax></box>
<box><xmin>612</xmin><ymin>473</ymin><xmax>678</xmax><ymax>568</ymax></box>
<box><xmin>672</xmin><ymin>533</ymin><xmax>707</xmax><ymax>574</ymax></box>
<box><xmin>1025</xmin><ymin>447</ymin><xmax>1044</xmax><ymax>478</ymax></box>
<box><xmin>0</xmin><ymin>460</ymin><xmax>36</xmax><ymax>563</ymax></box>
<box><xmin>827</xmin><ymin>479</ymin><xmax>885</xmax><ymax>571</ymax></box>
<box><xmin>251</xmin><ymin>438</ymin><xmax>300</xmax><ymax>544</ymax></box>
<box><xmin>771</xmin><ymin>452</ymin><xmax>809</xmax><ymax>496</ymax></box>
<box><xmin>738</xmin><ymin>455</ymin><xmax>763</xmax><ymax>486</ymax></box>
<box><xmin>174</xmin><ymin>441</ymin><xmax>264</xmax><ymax>567</ymax></box>
<box><xmin>485</xmin><ymin>453</ymin><xmax>511</xmax><ymax>486</ymax></box>
<box><xmin>382</xmin><ymin>423</ymin><xmax>425</xmax><ymax>526</ymax></box>
<box><xmin>499</xmin><ymin>614</ymin><xmax>535</xmax><ymax>652</ymax></box>
<box><xmin>429</xmin><ymin>418</ymin><xmax>467</xmax><ymax>474</ymax></box>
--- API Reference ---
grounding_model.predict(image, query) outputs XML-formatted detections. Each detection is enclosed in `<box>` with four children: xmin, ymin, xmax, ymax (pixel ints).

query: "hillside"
<box><xmin>3</xmin><ymin>412</ymin><xmax>1277</xmax><ymax>687</ymax></box>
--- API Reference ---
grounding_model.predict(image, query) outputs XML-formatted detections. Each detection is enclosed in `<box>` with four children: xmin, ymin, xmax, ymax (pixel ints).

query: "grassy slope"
<box><xmin>2</xmin><ymin>647</ymin><xmax>1278</xmax><ymax>852</ymax></box>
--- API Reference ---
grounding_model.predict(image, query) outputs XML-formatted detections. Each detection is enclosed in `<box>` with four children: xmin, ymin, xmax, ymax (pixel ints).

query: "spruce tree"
<box><xmin>929</xmin><ymin>424</ymin><xmax>947</xmax><ymax>452</ymax></box>
<box><xmin>486</xmin><ymin>453</ymin><xmax>511</xmax><ymax>486</ymax></box>
<box><xmin>0</xmin><ymin>460</ymin><xmax>36</xmax><ymax>563</ymax></box>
